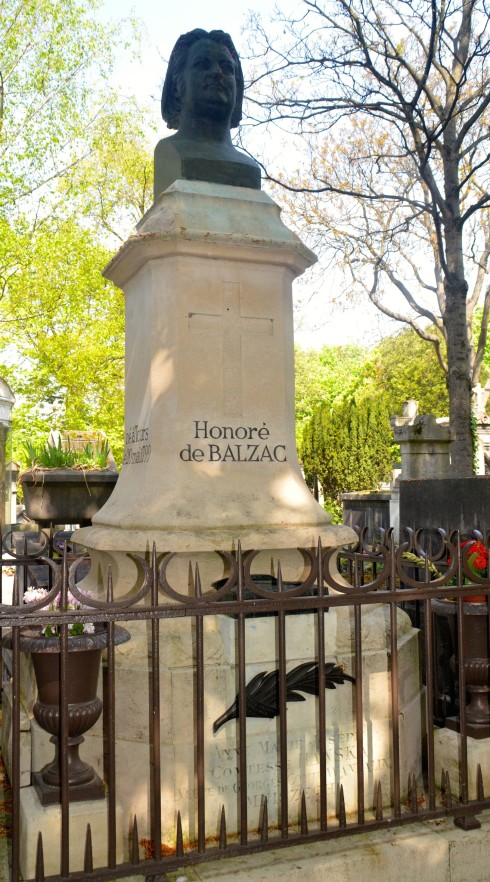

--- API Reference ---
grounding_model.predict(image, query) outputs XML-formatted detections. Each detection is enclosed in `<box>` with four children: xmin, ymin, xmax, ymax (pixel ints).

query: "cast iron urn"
<box><xmin>5</xmin><ymin>624</ymin><xmax>130</xmax><ymax>805</ymax></box>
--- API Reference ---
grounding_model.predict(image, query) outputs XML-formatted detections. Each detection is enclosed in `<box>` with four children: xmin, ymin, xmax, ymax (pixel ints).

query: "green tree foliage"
<box><xmin>0</xmin><ymin>218</ymin><xmax>125</xmax><ymax>462</ymax></box>
<box><xmin>472</xmin><ymin>306</ymin><xmax>490</xmax><ymax>403</ymax></box>
<box><xmin>294</xmin><ymin>343</ymin><xmax>366</xmax><ymax>445</ymax></box>
<box><xmin>295</xmin><ymin>327</ymin><xmax>449</xmax><ymax>447</ymax></box>
<box><xmin>301</xmin><ymin>395</ymin><xmax>393</xmax><ymax>510</ymax></box>
<box><xmin>61</xmin><ymin>101</ymin><xmax>155</xmax><ymax>244</ymax></box>
<box><xmin>366</xmin><ymin>329</ymin><xmax>449</xmax><ymax>418</ymax></box>
<box><xmin>0</xmin><ymin>0</ymin><xmax>154</xmax><ymax>463</ymax></box>
<box><xmin>0</xmin><ymin>0</ymin><xmax>123</xmax><ymax>214</ymax></box>
<box><xmin>296</xmin><ymin>326</ymin><xmax>452</xmax><ymax>506</ymax></box>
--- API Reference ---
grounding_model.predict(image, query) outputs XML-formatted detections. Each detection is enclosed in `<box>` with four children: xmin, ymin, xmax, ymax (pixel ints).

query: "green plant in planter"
<box><xmin>19</xmin><ymin>434</ymin><xmax>118</xmax><ymax>525</ymax></box>
<box><xmin>22</xmin><ymin>436</ymin><xmax>110</xmax><ymax>471</ymax></box>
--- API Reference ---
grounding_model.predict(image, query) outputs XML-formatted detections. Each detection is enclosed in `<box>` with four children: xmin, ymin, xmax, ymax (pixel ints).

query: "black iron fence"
<box><xmin>1</xmin><ymin>525</ymin><xmax>490</xmax><ymax>881</ymax></box>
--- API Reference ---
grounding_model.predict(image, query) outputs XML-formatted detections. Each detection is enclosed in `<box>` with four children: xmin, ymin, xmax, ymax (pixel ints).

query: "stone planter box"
<box><xmin>20</xmin><ymin>469</ymin><xmax>118</xmax><ymax>526</ymax></box>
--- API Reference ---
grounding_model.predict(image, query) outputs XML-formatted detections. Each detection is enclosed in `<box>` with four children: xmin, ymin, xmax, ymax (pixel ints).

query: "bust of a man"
<box><xmin>154</xmin><ymin>29</ymin><xmax>260</xmax><ymax>199</ymax></box>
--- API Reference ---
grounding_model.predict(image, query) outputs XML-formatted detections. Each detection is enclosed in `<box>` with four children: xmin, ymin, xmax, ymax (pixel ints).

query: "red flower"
<box><xmin>460</xmin><ymin>540</ymin><xmax>488</xmax><ymax>601</ymax></box>
<box><xmin>463</xmin><ymin>540</ymin><xmax>488</xmax><ymax>575</ymax></box>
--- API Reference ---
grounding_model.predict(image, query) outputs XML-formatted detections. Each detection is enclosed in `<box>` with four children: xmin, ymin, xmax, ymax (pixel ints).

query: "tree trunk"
<box><xmin>444</xmin><ymin>271</ymin><xmax>473</xmax><ymax>477</ymax></box>
<box><xmin>442</xmin><ymin>125</ymin><xmax>473</xmax><ymax>478</ymax></box>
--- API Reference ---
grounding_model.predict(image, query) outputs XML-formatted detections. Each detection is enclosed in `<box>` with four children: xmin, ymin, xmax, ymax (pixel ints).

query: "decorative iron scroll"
<box><xmin>213</xmin><ymin>661</ymin><xmax>355</xmax><ymax>733</ymax></box>
<box><xmin>1</xmin><ymin>525</ymin><xmax>489</xmax><ymax>617</ymax></box>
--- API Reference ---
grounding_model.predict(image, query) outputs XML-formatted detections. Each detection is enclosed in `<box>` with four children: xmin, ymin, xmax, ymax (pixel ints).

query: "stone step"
<box><xmin>129</xmin><ymin>812</ymin><xmax>490</xmax><ymax>882</ymax></box>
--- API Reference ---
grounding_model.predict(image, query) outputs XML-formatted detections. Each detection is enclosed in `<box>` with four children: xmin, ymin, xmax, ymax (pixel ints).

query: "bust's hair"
<box><xmin>161</xmin><ymin>29</ymin><xmax>244</xmax><ymax>129</ymax></box>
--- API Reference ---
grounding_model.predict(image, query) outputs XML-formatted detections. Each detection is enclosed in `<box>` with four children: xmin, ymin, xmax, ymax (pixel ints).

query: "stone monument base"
<box><xmin>78</xmin><ymin>602</ymin><xmax>423</xmax><ymax>847</ymax></box>
<box><xmin>19</xmin><ymin>787</ymin><xmax>123</xmax><ymax>878</ymax></box>
<box><xmin>75</xmin><ymin>522</ymin><xmax>354</xmax><ymax>556</ymax></box>
<box><xmin>434</xmin><ymin>726</ymin><xmax>490</xmax><ymax>799</ymax></box>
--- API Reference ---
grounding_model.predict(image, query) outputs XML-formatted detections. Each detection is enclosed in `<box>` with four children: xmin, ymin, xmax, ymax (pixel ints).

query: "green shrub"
<box><xmin>301</xmin><ymin>395</ymin><xmax>394</xmax><ymax>510</ymax></box>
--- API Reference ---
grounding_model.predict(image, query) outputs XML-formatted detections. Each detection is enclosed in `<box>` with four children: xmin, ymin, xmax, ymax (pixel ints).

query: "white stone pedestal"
<box><xmin>74</xmin><ymin>180</ymin><xmax>353</xmax><ymax>556</ymax></box>
<box><xmin>19</xmin><ymin>787</ymin><xmax>123</xmax><ymax>878</ymax></box>
<box><xmin>434</xmin><ymin>726</ymin><xmax>490</xmax><ymax>799</ymax></box>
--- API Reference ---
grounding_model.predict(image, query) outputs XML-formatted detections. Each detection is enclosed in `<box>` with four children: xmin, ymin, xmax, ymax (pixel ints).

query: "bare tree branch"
<box><xmin>245</xmin><ymin>0</ymin><xmax>490</xmax><ymax>473</ymax></box>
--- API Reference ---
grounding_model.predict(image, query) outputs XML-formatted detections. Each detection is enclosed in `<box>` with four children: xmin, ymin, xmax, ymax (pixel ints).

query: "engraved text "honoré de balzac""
<box><xmin>179</xmin><ymin>421</ymin><xmax>286</xmax><ymax>463</ymax></box>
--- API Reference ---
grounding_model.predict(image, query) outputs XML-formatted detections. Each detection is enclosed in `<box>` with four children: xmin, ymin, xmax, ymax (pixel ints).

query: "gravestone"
<box><xmin>340</xmin><ymin>491</ymin><xmax>391</xmax><ymax>543</ymax></box>
<box><xmin>67</xmin><ymin>29</ymin><xmax>422</xmax><ymax>850</ymax></box>
<box><xmin>391</xmin><ymin>402</ymin><xmax>453</xmax><ymax>481</ymax></box>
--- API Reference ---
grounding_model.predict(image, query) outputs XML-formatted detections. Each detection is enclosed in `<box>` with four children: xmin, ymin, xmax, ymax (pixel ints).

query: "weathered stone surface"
<box><xmin>391</xmin><ymin>408</ymin><xmax>453</xmax><ymax>481</ymax></box>
<box><xmin>434</xmin><ymin>726</ymin><xmax>490</xmax><ymax>799</ymax></box>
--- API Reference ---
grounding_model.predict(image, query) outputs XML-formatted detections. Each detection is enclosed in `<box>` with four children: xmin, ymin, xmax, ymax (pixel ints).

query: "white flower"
<box><xmin>83</xmin><ymin>622</ymin><xmax>95</xmax><ymax>635</ymax></box>
<box><xmin>23</xmin><ymin>588</ymin><xmax>49</xmax><ymax>604</ymax></box>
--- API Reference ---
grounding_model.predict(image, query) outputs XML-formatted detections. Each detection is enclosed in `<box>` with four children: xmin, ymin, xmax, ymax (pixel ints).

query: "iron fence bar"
<box><xmin>353</xmin><ymin>594</ymin><xmax>364</xmax><ymax>825</ymax></box>
<box><xmin>424</xmin><ymin>598</ymin><xmax>436</xmax><ymax>811</ymax></box>
<box><xmin>316</xmin><ymin>543</ymin><xmax>327</xmax><ymax>831</ymax></box>
<box><xmin>4</xmin><ymin>582</ymin><xmax>490</xmax><ymax>630</ymax></box>
<box><xmin>60</xmin><ymin>550</ymin><xmax>70</xmax><ymax>878</ymax></box>
<box><xmin>10</xmin><ymin>617</ymin><xmax>21</xmax><ymax>882</ymax></box>
<box><xmin>195</xmin><ymin>578</ymin><xmax>206</xmax><ymax>854</ymax></box>
<box><xmin>106</xmin><ymin>616</ymin><xmax>118</xmax><ymax>867</ymax></box>
<box><xmin>4</xmin><ymin>532</ymin><xmax>490</xmax><ymax>882</ymax></box>
<box><xmin>431</xmin><ymin>588</ymin><xmax>440</xmax><ymax>724</ymax></box>
<box><xmin>277</xmin><ymin>566</ymin><xmax>288</xmax><ymax>839</ymax></box>
<box><xmin>46</xmin><ymin>791</ymin><xmax>490</xmax><ymax>882</ymax></box>
<box><xmin>106</xmin><ymin>569</ymin><xmax>118</xmax><ymax>868</ymax></box>
<box><xmin>236</xmin><ymin>545</ymin><xmax>248</xmax><ymax>845</ymax></box>
<box><xmin>149</xmin><ymin>549</ymin><xmax>162</xmax><ymax>862</ymax></box>
<box><xmin>389</xmin><ymin>534</ymin><xmax>401</xmax><ymax>819</ymax></box>
<box><xmin>453</xmin><ymin>535</ymin><xmax>473</xmax><ymax>822</ymax></box>
<box><xmin>456</xmin><ymin>593</ymin><xmax>469</xmax><ymax>806</ymax></box>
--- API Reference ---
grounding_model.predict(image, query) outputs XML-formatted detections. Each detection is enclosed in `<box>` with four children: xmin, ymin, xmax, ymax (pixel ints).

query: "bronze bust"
<box><xmin>154</xmin><ymin>29</ymin><xmax>260</xmax><ymax>199</ymax></box>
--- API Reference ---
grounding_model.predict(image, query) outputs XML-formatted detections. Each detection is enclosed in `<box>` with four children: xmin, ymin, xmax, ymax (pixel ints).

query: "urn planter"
<box><xmin>20</xmin><ymin>468</ymin><xmax>118</xmax><ymax>526</ymax></box>
<box><xmin>4</xmin><ymin>624</ymin><xmax>130</xmax><ymax>805</ymax></box>
<box><xmin>432</xmin><ymin>599</ymin><xmax>490</xmax><ymax>737</ymax></box>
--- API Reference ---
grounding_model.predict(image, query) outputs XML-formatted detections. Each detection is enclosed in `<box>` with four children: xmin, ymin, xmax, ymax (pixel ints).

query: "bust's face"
<box><xmin>177</xmin><ymin>38</ymin><xmax>237</xmax><ymax>124</ymax></box>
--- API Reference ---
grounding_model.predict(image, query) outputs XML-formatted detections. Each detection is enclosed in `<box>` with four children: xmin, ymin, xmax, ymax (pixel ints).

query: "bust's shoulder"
<box><xmin>153</xmin><ymin>136</ymin><xmax>261</xmax><ymax>199</ymax></box>
<box><xmin>157</xmin><ymin>135</ymin><xmax>258</xmax><ymax>167</ymax></box>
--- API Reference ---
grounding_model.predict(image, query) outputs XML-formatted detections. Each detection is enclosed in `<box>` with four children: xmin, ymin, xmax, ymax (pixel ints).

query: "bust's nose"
<box><xmin>208</xmin><ymin>61</ymin><xmax>225</xmax><ymax>79</ymax></box>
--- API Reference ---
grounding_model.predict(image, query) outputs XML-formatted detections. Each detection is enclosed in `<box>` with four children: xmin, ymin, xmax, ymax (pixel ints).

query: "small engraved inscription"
<box><xmin>123</xmin><ymin>424</ymin><xmax>151</xmax><ymax>465</ymax></box>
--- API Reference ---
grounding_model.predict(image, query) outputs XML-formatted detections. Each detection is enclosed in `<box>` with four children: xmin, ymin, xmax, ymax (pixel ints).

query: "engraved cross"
<box><xmin>188</xmin><ymin>282</ymin><xmax>273</xmax><ymax>416</ymax></box>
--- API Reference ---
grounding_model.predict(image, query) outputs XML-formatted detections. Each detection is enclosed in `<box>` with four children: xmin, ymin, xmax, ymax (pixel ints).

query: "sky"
<box><xmin>97</xmin><ymin>0</ymin><xmax>398</xmax><ymax>350</ymax></box>
<box><xmin>98</xmin><ymin>0</ymin><xmax>269</xmax><ymax>108</ymax></box>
